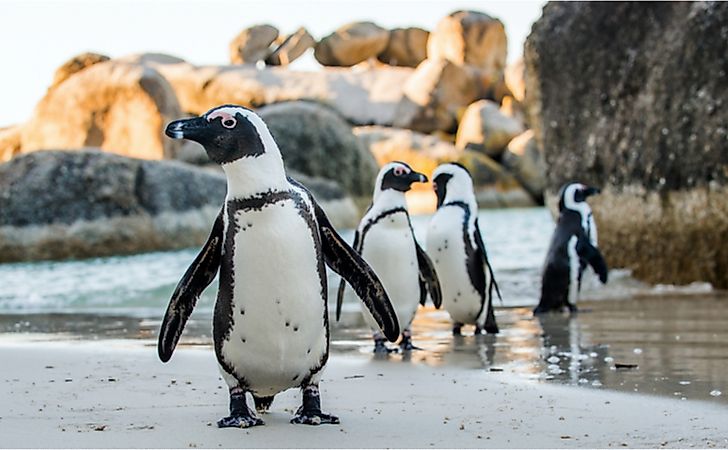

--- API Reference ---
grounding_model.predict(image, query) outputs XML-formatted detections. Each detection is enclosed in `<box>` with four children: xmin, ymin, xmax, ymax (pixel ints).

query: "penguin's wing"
<box><xmin>158</xmin><ymin>209</ymin><xmax>224</xmax><ymax>362</ymax></box>
<box><xmin>313</xmin><ymin>202</ymin><xmax>400</xmax><ymax>342</ymax></box>
<box><xmin>474</xmin><ymin>219</ymin><xmax>503</xmax><ymax>304</ymax></box>
<box><xmin>576</xmin><ymin>236</ymin><xmax>608</xmax><ymax>283</ymax></box>
<box><xmin>335</xmin><ymin>229</ymin><xmax>360</xmax><ymax>321</ymax></box>
<box><xmin>415</xmin><ymin>240</ymin><xmax>442</xmax><ymax>308</ymax></box>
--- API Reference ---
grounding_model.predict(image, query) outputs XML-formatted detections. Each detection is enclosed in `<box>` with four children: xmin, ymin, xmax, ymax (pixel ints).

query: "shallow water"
<box><xmin>1</xmin><ymin>207</ymin><xmax>726</xmax><ymax>404</ymax></box>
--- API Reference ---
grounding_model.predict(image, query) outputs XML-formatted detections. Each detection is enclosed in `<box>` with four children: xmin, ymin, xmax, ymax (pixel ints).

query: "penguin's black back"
<box><xmin>538</xmin><ymin>210</ymin><xmax>585</xmax><ymax>312</ymax></box>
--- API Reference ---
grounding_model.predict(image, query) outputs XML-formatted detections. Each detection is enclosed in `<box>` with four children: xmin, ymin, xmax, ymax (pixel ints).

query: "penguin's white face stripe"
<box><xmin>562</xmin><ymin>183</ymin><xmax>593</xmax><ymax>232</ymax></box>
<box><xmin>204</xmin><ymin>106</ymin><xmax>281</xmax><ymax>159</ymax></box>
<box><xmin>432</xmin><ymin>164</ymin><xmax>476</xmax><ymax>207</ymax></box>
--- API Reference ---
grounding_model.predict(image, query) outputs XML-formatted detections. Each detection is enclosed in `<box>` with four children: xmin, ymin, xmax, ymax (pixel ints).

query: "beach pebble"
<box><xmin>633</xmin><ymin>348</ymin><xmax>643</xmax><ymax>354</ymax></box>
<box><xmin>547</xmin><ymin>356</ymin><xmax>560</xmax><ymax>364</ymax></box>
<box><xmin>709</xmin><ymin>390</ymin><xmax>722</xmax><ymax>397</ymax></box>
<box><xmin>604</xmin><ymin>356</ymin><xmax>614</xmax><ymax>363</ymax></box>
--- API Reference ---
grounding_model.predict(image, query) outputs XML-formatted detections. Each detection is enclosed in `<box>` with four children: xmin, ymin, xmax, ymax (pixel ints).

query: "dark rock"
<box><xmin>0</xmin><ymin>150</ymin><xmax>356</xmax><ymax>262</ymax></box>
<box><xmin>258</xmin><ymin>101</ymin><xmax>378</xmax><ymax>198</ymax></box>
<box><xmin>525</xmin><ymin>2</ymin><xmax>728</xmax><ymax>288</ymax></box>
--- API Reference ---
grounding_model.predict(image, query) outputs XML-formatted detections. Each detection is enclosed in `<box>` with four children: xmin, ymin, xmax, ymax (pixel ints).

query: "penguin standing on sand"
<box><xmin>336</xmin><ymin>161</ymin><xmax>442</xmax><ymax>352</ymax></box>
<box><xmin>157</xmin><ymin>105</ymin><xmax>399</xmax><ymax>428</ymax></box>
<box><xmin>426</xmin><ymin>163</ymin><xmax>501</xmax><ymax>336</ymax></box>
<box><xmin>535</xmin><ymin>182</ymin><xmax>608</xmax><ymax>314</ymax></box>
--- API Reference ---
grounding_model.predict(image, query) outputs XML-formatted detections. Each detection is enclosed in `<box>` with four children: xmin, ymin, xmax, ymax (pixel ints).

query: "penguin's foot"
<box><xmin>373</xmin><ymin>338</ymin><xmax>394</xmax><ymax>354</ymax></box>
<box><xmin>291</xmin><ymin>385</ymin><xmax>340</xmax><ymax>426</ymax></box>
<box><xmin>567</xmin><ymin>303</ymin><xmax>579</xmax><ymax>313</ymax></box>
<box><xmin>218</xmin><ymin>390</ymin><xmax>264</xmax><ymax>428</ymax></box>
<box><xmin>217</xmin><ymin>414</ymin><xmax>264</xmax><ymax>428</ymax></box>
<box><xmin>476</xmin><ymin>324</ymin><xmax>499</xmax><ymax>335</ymax></box>
<box><xmin>452</xmin><ymin>323</ymin><xmax>463</xmax><ymax>336</ymax></box>
<box><xmin>253</xmin><ymin>395</ymin><xmax>275</xmax><ymax>414</ymax></box>
<box><xmin>290</xmin><ymin>410</ymin><xmax>340</xmax><ymax>426</ymax></box>
<box><xmin>399</xmin><ymin>333</ymin><xmax>421</xmax><ymax>351</ymax></box>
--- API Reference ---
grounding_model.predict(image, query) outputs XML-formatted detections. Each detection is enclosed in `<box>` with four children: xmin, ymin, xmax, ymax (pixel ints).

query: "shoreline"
<box><xmin>1</xmin><ymin>340</ymin><xmax>726</xmax><ymax>448</ymax></box>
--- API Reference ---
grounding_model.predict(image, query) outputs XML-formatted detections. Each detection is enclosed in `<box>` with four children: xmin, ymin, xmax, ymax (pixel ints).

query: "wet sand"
<box><xmin>1</xmin><ymin>340</ymin><xmax>727</xmax><ymax>448</ymax></box>
<box><xmin>1</xmin><ymin>294</ymin><xmax>727</xmax><ymax>447</ymax></box>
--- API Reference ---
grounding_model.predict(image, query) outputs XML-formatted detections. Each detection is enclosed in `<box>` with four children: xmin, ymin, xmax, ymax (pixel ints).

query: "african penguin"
<box><xmin>426</xmin><ymin>163</ymin><xmax>501</xmax><ymax>336</ymax></box>
<box><xmin>535</xmin><ymin>182</ymin><xmax>608</xmax><ymax>315</ymax></box>
<box><xmin>336</xmin><ymin>161</ymin><xmax>442</xmax><ymax>353</ymax></box>
<box><xmin>157</xmin><ymin>105</ymin><xmax>399</xmax><ymax>428</ymax></box>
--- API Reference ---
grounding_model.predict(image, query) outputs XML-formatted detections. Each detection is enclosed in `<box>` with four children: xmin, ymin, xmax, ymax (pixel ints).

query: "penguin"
<box><xmin>534</xmin><ymin>182</ymin><xmax>608</xmax><ymax>314</ymax></box>
<box><xmin>157</xmin><ymin>105</ymin><xmax>399</xmax><ymax>428</ymax></box>
<box><xmin>335</xmin><ymin>161</ymin><xmax>442</xmax><ymax>353</ymax></box>
<box><xmin>426</xmin><ymin>163</ymin><xmax>501</xmax><ymax>336</ymax></box>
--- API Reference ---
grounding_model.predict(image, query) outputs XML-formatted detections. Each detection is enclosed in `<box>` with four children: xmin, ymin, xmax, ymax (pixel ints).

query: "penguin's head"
<box><xmin>558</xmin><ymin>182</ymin><xmax>600</xmax><ymax>213</ymax></box>
<box><xmin>165</xmin><ymin>105</ymin><xmax>274</xmax><ymax>165</ymax></box>
<box><xmin>374</xmin><ymin>161</ymin><xmax>427</xmax><ymax>197</ymax></box>
<box><xmin>431</xmin><ymin>163</ymin><xmax>474</xmax><ymax>208</ymax></box>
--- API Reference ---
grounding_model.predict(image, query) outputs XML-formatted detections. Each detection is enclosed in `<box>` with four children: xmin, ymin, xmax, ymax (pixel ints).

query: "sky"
<box><xmin>0</xmin><ymin>0</ymin><xmax>545</xmax><ymax>127</ymax></box>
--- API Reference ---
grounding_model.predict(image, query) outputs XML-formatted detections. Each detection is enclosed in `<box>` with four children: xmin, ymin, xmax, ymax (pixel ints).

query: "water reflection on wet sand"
<box><xmin>2</xmin><ymin>293</ymin><xmax>726</xmax><ymax>404</ymax></box>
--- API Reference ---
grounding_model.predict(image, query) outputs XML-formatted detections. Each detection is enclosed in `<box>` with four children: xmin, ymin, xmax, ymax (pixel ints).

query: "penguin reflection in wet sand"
<box><xmin>426</xmin><ymin>163</ymin><xmax>501</xmax><ymax>336</ymax></box>
<box><xmin>535</xmin><ymin>182</ymin><xmax>608</xmax><ymax>315</ymax></box>
<box><xmin>157</xmin><ymin>105</ymin><xmax>399</xmax><ymax>428</ymax></box>
<box><xmin>336</xmin><ymin>162</ymin><xmax>442</xmax><ymax>353</ymax></box>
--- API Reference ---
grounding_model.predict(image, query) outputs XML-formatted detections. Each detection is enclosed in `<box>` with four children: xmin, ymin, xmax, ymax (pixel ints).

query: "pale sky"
<box><xmin>0</xmin><ymin>0</ymin><xmax>545</xmax><ymax>127</ymax></box>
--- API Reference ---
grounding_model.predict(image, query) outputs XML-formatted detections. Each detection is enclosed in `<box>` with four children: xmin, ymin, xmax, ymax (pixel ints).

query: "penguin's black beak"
<box><xmin>410</xmin><ymin>171</ymin><xmax>428</xmax><ymax>184</ymax></box>
<box><xmin>584</xmin><ymin>186</ymin><xmax>601</xmax><ymax>198</ymax></box>
<box><xmin>165</xmin><ymin>117</ymin><xmax>208</xmax><ymax>141</ymax></box>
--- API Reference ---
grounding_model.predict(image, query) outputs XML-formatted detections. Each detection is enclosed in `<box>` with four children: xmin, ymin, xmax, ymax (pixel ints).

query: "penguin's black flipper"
<box><xmin>474</xmin><ymin>219</ymin><xmax>503</xmax><ymax>304</ymax></box>
<box><xmin>415</xmin><ymin>241</ymin><xmax>442</xmax><ymax>309</ymax></box>
<box><xmin>335</xmin><ymin>230</ymin><xmax>360</xmax><ymax>321</ymax></box>
<box><xmin>576</xmin><ymin>237</ymin><xmax>608</xmax><ymax>283</ymax></box>
<box><xmin>313</xmin><ymin>202</ymin><xmax>400</xmax><ymax>342</ymax></box>
<box><xmin>158</xmin><ymin>209</ymin><xmax>224</xmax><ymax>363</ymax></box>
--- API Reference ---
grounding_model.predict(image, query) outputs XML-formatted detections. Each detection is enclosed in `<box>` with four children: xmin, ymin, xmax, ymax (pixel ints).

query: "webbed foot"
<box><xmin>373</xmin><ymin>337</ymin><xmax>394</xmax><ymax>354</ymax></box>
<box><xmin>291</xmin><ymin>384</ymin><xmax>340</xmax><ymax>426</ymax></box>
<box><xmin>218</xmin><ymin>389</ymin><xmax>264</xmax><ymax>428</ymax></box>
<box><xmin>253</xmin><ymin>395</ymin><xmax>274</xmax><ymax>413</ymax></box>
<box><xmin>217</xmin><ymin>414</ymin><xmax>264</xmax><ymax>428</ymax></box>
<box><xmin>452</xmin><ymin>322</ymin><xmax>463</xmax><ymax>336</ymax></box>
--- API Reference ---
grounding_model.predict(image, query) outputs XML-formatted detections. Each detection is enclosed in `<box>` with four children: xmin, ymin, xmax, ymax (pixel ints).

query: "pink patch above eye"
<box><xmin>207</xmin><ymin>110</ymin><xmax>237</xmax><ymax>128</ymax></box>
<box><xmin>394</xmin><ymin>166</ymin><xmax>410</xmax><ymax>176</ymax></box>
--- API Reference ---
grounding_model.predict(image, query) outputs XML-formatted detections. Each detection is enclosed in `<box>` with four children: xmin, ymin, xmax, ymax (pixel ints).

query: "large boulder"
<box><xmin>21</xmin><ymin>61</ymin><xmax>182</xmax><ymax>160</ymax></box>
<box><xmin>128</xmin><ymin>54</ymin><xmax>413</xmax><ymax>127</ymax></box>
<box><xmin>393</xmin><ymin>59</ymin><xmax>479</xmax><ymax>133</ymax></box>
<box><xmin>455</xmin><ymin>99</ymin><xmax>525</xmax><ymax>158</ymax></box>
<box><xmin>314</xmin><ymin>22</ymin><xmax>389</xmax><ymax>67</ymax></box>
<box><xmin>427</xmin><ymin>11</ymin><xmax>508</xmax><ymax>83</ymax></box>
<box><xmin>377</xmin><ymin>27</ymin><xmax>429</xmax><ymax>68</ymax></box>
<box><xmin>51</xmin><ymin>52</ymin><xmax>110</xmax><ymax>88</ymax></box>
<box><xmin>0</xmin><ymin>150</ymin><xmax>358</xmax><ymax>262</ymax></box>
<box><xmin>258</xmin><ymin>101</ymin><xmax>378</xmax><ymax>198</ymax></box>
<box><xmin>501</xmin><ymin>130</ymin><xmax>545</xmax><ymax>204</ymax></box>
<box><xmin>525</xmin><ymin>2</ymin><xmax>728</xmax><ymax>288</ymax></box>
<box><xmin>229</xmin><ymin>24</ymin><xmax>279</xmax><ymax>64</ymax></box>
<box><xmin>265</xmin><ymin>27</ymin><xmax>315</xmax><ymax>66</ymax></box>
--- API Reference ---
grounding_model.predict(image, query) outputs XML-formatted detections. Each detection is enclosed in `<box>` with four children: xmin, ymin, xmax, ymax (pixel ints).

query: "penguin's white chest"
<box><xmin>219</xmin><ymin>199</ymin><xmax>327</xmax><ymax>396</ymax></box>
<box><xmin>426</xmin><ymin>207</ymin><xmax>482</xmax><ymax>324</ymax></box>
<box><xmin>359</xmin><ymin>213</ymin><xmax>419</xmax><ymax>331</ymax></box>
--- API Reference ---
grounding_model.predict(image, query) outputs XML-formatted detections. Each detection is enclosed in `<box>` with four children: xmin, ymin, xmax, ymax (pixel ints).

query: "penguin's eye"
<box><xmin>393</xmin><ymin>166</ymin><xmax>406</xmax><ymax>176</ymax></box>
<box><xmin>221</xmin><ymin>118</ymin><xmax>237</xmax><ymax>129</ymax></box>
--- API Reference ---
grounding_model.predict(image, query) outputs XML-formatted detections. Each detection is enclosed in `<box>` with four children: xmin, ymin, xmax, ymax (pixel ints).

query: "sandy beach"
<box><xmin>1</xmin><ymin>336</ymin><xmax>727</xmax><ymax>449</ymax></box>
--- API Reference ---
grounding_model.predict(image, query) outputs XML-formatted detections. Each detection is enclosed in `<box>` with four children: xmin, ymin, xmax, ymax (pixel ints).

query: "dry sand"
<box><xmin>1</xmin><ymin>339</ymin><xmax>726</xmax><ymax>448</ymax></box>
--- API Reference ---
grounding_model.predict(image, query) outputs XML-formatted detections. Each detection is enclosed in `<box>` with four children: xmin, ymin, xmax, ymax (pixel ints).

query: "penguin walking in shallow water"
<box><xmin>426</xmin><ymin>163</ymin><xmax>501</xmax><ymax>336</ymax></box>
<box><xmin>158</xmin><ymin>105</ymin><xmax>399</xmax><ymax>428</ymax></box>
<box><xmin>535</xmin><ymin>182</ymin><xmax>608</xmax><ymax>314</ymax></box>
<box><xmin>336</xmin><ymin>161</ymin><xmax>442</xmax><ymax>353</ymax></box>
